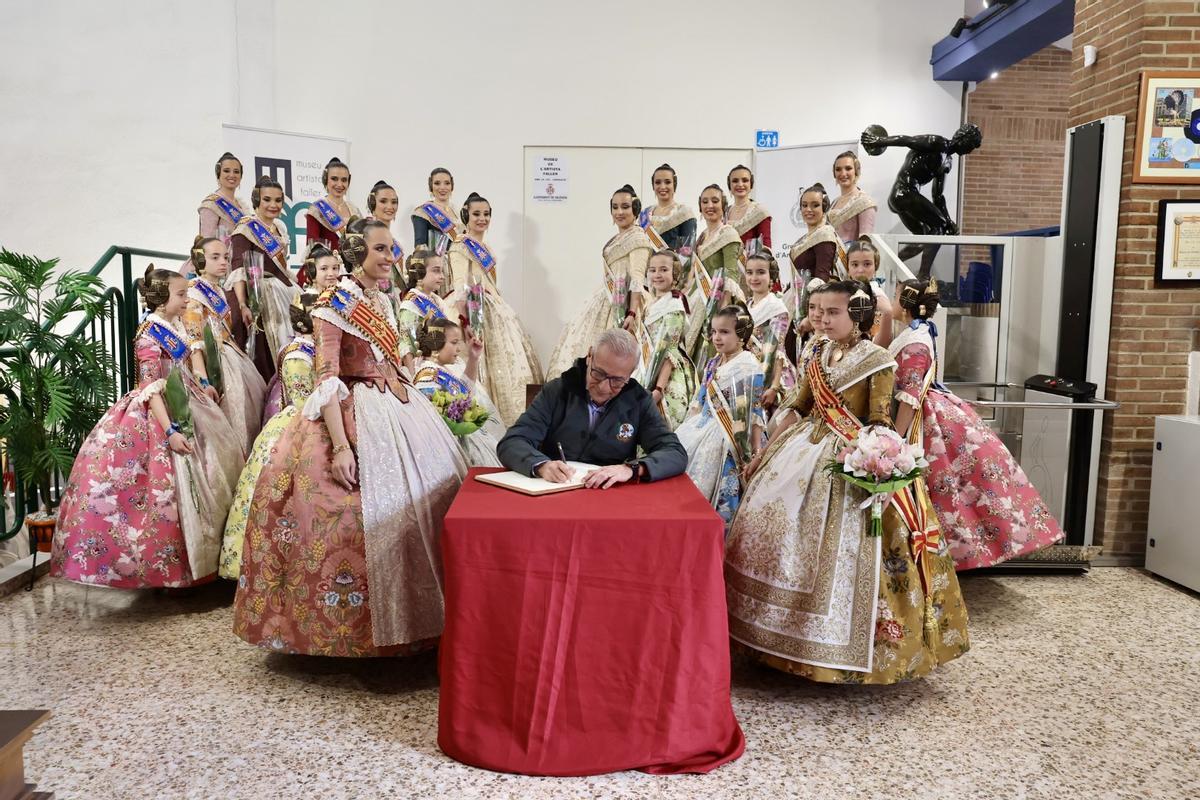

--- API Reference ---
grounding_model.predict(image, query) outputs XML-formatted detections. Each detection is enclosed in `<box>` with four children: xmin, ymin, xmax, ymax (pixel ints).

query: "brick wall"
<box><xmin>961</xmin><ymin>46</ymin><xmax>1074</xmax><ymax>235</ymax></box>
<box><xmin>1070</xmin><ymin>0</ymin><xmax>1200</xmax><ymax>559</ymax></box>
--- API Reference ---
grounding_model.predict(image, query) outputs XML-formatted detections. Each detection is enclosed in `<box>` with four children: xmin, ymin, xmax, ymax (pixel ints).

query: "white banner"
<box><xmin>222</xmin><ymin>124</ymin><xmax>350</xmax><ymax>264</ymax></box>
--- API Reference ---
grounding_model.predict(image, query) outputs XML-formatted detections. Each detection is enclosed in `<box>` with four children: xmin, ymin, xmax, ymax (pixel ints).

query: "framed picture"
<box><xmin>1155</xmin><ymin>200</ymin><xmax>1200</xmax><ymax>285</ymax></box>
<box><xmin>1133</xmin><ymin>71</ymin><xmax>1200</xmax><ymax>184</ymax></box>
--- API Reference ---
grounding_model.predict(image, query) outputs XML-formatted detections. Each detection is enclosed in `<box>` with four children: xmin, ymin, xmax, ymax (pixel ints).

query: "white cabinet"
<box><xmin>1145</xmin><ymin>415</ymin><xmax>1200</xmax><ymax>591</ymax></box>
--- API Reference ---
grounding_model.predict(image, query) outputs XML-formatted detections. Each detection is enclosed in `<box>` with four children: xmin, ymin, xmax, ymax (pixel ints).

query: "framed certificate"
<box><xmin>1155</xmin><ymin>200</ymin><xmax>1200</xmax><ymax>285</ymax></box>
<box><xmin>1133</xmin><ymin>71</ymin><xmax>1200</xmax><ymax>184</ymax></box>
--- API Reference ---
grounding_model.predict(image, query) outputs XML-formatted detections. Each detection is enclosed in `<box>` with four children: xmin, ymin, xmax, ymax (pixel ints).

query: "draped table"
<box><xmin>438</xmin><ymin>468</ymin><xmax>745</xmax><ymax>776</ymax></box>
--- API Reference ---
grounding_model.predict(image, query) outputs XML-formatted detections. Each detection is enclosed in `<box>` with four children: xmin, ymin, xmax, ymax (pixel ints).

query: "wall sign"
<box><xmin>756</xmin><ymin>130</ymin><xmax>780</xmax><ymax>149</ymax></box>
<box><xmin>532</xmin><ymin>155</ymin><xmax>569</xmax><ymax>202</ymax></box>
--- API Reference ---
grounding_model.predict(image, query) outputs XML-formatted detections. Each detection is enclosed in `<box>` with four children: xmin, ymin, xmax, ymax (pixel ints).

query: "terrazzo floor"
<box><xmin>2</xmin><ymin>568</ymin><xmax>1198</xmax><ymax>800</ymax></box>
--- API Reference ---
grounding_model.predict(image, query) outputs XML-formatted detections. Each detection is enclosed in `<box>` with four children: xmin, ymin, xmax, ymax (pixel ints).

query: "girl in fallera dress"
<box><xmin>303</xmin><ymin>157</ymin><xmax>361</xmax><ymax>287</ymax></box>
<box><xmin>183</xmin><ymin>236</ymin><xmax>267</xmax><ymax>453</ymax></box>
<box><xmin>365</xmin><ymin>179</ymin><xmax>406</xmax><ymax>279</ymax></box>
<box><xmin>227</xmin><ymin>175</ymin><xmax>302</xmax><ymax>380</ymax></box>
<box><xmin>726</xmin><ymin>280</ymin><xmax>969</xmax><ymax>684</ymax></box>
<box><xmin>846</xmin><ymin>237</ymin><xmax>894</xmax><ymax>348</ymax></box>
<box><xmin>547</xmin><ymin>184</ymin><xmax>653</xmax><ymax>376</ymax></box>
<box><xmin>744</xmin><ymin>252</ymin><xmax>793</xmax><ymax>413</ymax></box>
<box><xmin>411</xmin><ymin>167</ymin><xmax>465</xmax><ymax>256</ymax></box>
<box><xmin>52</xmin><ymin>268</ymin><xmax>244</xmax><ymax>589</ymax></box>
<box><xmin>232</xmin><ymin>219</ymin><xmax>467</xmax><ymax>657</ymax></box>
<box><xmin>890</xmin><ymin>278</ymin><xmax>1064</xmax><ymax>570</ymax></box>
<box><xmin>638</xmin><ymin>249</ymin><xmax>696</xmax><ymax>430</ymax></box>
<box><xmin>639</xmin><ymin>163</ymin><xmax>697</xmax><ymax>265</ymax></box>
<box><xmin>788</xmin><ymin>182</ymin><xmax>845</xmax><ymax>284</ymax></box>
<box><xmin>445</xmin><ymin>192</ymin><xmax>543</xmax><ymax>426</ymax></box>
<box><xmin>397</xmin><ymin>246</ymin><xmax>455</xmax><ymax>372</ymax></box>
<box><xmin>261</xmin><ymin>243</ymin><xmax>342</xmax><ymax>422</ymax></box>
<box><xmin>827</xmin><ymin>151</ymin><xmax>878</xmax><ymax>244</ymax></box>
<box><xmin>725</xmin><ymin>164</ymin><xmax>772</xmax><ymax>253</ymax></box>
<box><xmin>413</xmin><ymin>319</ymin><xmax>505</xmax><ymax>468</ymax></box>
<box><xmin>676</xmin><ymin>304</ymin><xmax>764</xmax><ymax>526</ymax></box>
<box><xmin>220</xmin><ymin>295</ymin><xmax>317</xmax><ymax>580</ymax></box>
<box><xmin>688</xmin><ymin>184</ymin><xmax>745</xmax><ymax>368</ymax></box>
<box><xmin>185</xmin><ymin>152</ymin><xmax>249</xmax><ymax>276</ymax></box>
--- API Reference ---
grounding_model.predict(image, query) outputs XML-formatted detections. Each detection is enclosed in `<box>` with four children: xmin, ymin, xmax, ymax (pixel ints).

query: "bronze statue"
<box><xmin>860</xmin><ymin>123</ymin><xmax>983</xmax><ymax>278</ymax></box>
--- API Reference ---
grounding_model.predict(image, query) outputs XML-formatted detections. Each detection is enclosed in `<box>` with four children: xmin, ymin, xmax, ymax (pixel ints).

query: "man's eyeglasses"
<box><xmin>586</xmin><ymin>361</ymin><xmax>630</xmax><ymax>391</ymax></box>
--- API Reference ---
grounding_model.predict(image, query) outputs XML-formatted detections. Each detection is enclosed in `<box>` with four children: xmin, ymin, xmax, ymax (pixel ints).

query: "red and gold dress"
<box><xmin>232</xmin><ymin>276</ymin><xmax>466</xmax><ymax>656</ymax></box>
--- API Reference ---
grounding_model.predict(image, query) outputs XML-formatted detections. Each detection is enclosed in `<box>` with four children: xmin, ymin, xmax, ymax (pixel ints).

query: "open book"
<box><xmin>474</xmin><ymin>462</ymin><xmax>601</xmax><ymax>496</ymax></box>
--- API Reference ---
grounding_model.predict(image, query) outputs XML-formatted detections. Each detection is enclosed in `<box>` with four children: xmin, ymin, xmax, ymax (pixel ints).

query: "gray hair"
<box><xmin>594</xmin><ymin>328</ymin><xmax>639</xmax><ymax>362</ymax></box>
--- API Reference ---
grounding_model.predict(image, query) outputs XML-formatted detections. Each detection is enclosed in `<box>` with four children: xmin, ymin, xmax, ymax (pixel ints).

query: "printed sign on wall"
<box><xmin>532</xmin><ymin>155</ymin><xmax>569</xmax><ymax>202</ymax></box>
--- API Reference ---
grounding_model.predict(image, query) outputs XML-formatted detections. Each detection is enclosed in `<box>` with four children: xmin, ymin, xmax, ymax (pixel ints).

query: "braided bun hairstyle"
<box><xmin>699</xmin><ymin>183</ymin><xmax>730</xmax><ymax>216</ymax></box>
<box><xmin>713</xmin><ymin>301</ymin><xmax>754</xmax><ymax>345</ymax></box>
<box><xmin>191</xmin><ymin>235</ymin><xmax>218</xmax><ymax>274</ymax></box>
<box><xmin>290</xmin><ymin>293</ymin><xmax>317</xmax><ymax>335</ymax></box>
<box><xmin>417</xmin><ymin>318</ymin><xmax>461</xmax><ymax>357</ymax></box>
<box><xmin>251</xmin><ymin>175</ymin><xmax>283</xmax><ymax>209</ymax></box>
<box><xmin>612</xmin><ymin>184</ymin><xmax>642</xmax><ymax>216</ymax></box>
<box><xmin>745</xmin><ymin>251</ymin><xmax>780</xmax><ymax>288</ymax></box>
<box><xmin>338</xmin><ymin>217</ymin><xmax>388</xmax><ymax>273</ymax></box>
<box><xmin>898</xmin><ymin>277</ymin><xmax>941</xmax><ymax>320</ymax></box>
<box><xmin>405</xmin><ymin>245</ymin><xmax>433</xmax><ymax>286</ymax></box>
<box><xmin>136</xmin><ymin>265</ymin><xmax>180</xmax><ymax>311</ymax></box>
<box><xmin>459</xmin><ymin>191</ymin><xmax>490</xmax><ymax>226</ymax></box>
<box><xmin>802</xmin><ymin>182</ymin><xmax>831</xmax><ymax>213</ymax></box>
<box><xmin>322</xmin><ymin>157</ymin><xmax>350</xmax><ymax>189</ymax></box>
<box><xmin>366</xmin><ymin>179</ymin><xmax>393</xmax><ymax>213</ymax></box>
<box><xmin>824</xmin><ymin>279</ymin><xmax>878</xmax><ymax>338</ymax></box>
<box><xmin>302</xmin><ymin>242</ymin><xmax>337</xmax><ymax>283</ymax></box>
<box><xmin>214</xmin><ymin>152</ymin><xmax>242</xmax><ymax>179</ymax></box>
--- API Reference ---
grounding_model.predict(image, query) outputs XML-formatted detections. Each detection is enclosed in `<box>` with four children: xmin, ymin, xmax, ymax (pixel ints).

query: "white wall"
<box><xmin>2</xmin><ymin>0</ymin><xmax>964</xmax><ymax>336</ymax></box>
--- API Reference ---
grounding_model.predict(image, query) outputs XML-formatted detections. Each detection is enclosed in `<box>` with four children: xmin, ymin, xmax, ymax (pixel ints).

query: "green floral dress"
<box><xmin>218</xmin><ymin>336</ymin><xmax>314</xmax><ymax>579</ymax></box>
<box><xmin>639</xmin><ymin>292</ymin><xmax>696</xmax><ymax>430</ymax></box>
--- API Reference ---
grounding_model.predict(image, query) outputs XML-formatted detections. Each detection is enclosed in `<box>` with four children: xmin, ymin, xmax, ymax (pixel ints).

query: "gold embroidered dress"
<box><xmin>183</xmin><ymin>276</ymin><xmax>267</xmax><ymax>453</ymax></box>
<box><xmin>547</xmin><ymin>225</ymin><xmax>653</xmax><ymax>377</ymax></box>
<box><xmin>446</xmin><ymin>237</ymin><xmax>544</xmax><ymax>426</ymax></box>
<box><xmin>725</xmin><ymin>337</ymin><xmax>970</xmax><ymax>684</ymax></box>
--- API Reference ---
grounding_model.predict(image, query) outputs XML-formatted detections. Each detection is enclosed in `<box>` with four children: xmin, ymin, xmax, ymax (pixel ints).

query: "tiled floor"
<box><xmin>2</xmin><ymin>568</ymin><xmax>1198</xmax><ymax>799</ymax></box>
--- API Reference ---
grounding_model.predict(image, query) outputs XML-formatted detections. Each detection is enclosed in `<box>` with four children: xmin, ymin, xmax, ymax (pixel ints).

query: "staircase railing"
<box><xmin>1</xmin><ymin>245</ymin><xmax>185</xmax><ymax>543</ymax></box>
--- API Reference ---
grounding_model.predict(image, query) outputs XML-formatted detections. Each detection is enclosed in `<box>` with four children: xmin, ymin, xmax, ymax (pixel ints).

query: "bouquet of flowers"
<box><xmin>727</xmin><ymin>371</ymin><xmax>764</xmax><ymax>467</ymax></box>
<box><xmin>689</xmin><ymin>270</ymin><xmax>726</xmax><ymax>368</ymax></box>
<box><xmin>609</xmin><ymin>270</ymin><xmax>630</xmax><ymax>329</ymax></box>
<box><xmin>202</xmin><ymin>323</ymin><xmax>225</xmax><ymax>396</ymax></box>
<box><xmin>428</xmin><ymin>388</ymin><xmax>490</xmax><ymax>437</ymax></box>
<box><xmin>756</xmin><ymin>314</ymin><xmax>790</xmax><ymax>388</ymax></box>
<box><xmin>245</xmin><ymin>251</ymin><xmax>263</xmax><ymax>319</ymax></box>
<box><xmin>825</xmin><ymin>426</ymin><xmax>928</xmax><ymax>537</ymax></box>
<box><xmin>466</xmin><ymin>279</ymin><xmax>485</xmax><ymax>338</ymax></box>
<box><xmin>791</xmin><ymin>267</ymin><xmax>812</xmax><ymax>331</ymax></box>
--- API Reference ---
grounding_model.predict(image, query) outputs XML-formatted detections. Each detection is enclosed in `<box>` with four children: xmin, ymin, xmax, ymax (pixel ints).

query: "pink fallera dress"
<box><xmin>890</xmin><ymin>322</ymin><xmax>1064</xmax><ymax>569</ymax></box>
<box><xmin>52</xmin><ymin>315</ymin><xmax>244</xmax><ymax>588</ymax></box>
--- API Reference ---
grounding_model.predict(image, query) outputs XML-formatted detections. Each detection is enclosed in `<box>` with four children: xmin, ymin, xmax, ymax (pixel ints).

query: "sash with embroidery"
<box><xmin>282</xmin><ymin>340</ymin><xmax>317</xmax><ymax>362</ymax></box>
<box><xmin>415</xmin><ymin>365</ymin><xmax>471</xmax><ymax>396</ymax></box>
<box><xmin>208</xmin><ymin>195</ymin><xmax>245</xmax><ymax>227</ymax></box>
<box><xmin>462</xmin><ymin>237</ymin><xmax>496</xmax><ymax>277</ymax></box>
<box><xmin>192</xmin><ymin>278</ymin><xmax>229</xmax><ymax>318</ymax></box>
<box><xmin>312</xmin><ymin>198</ymin><xmax>346</xmax><ymax>232</ymax></box>
<box><xmin>328</xmin><ymin>287</ymin><xmax>402</xmax><ymax>367</ymax></box>
<box><xmin>420</xmin><ymin>202</ymin><xmax>457</xmax><ymax>235</ymax></box>
<box><xmin>245</xmin><ymin>219</ymin><xmax>290</xmax><ymax>272</ymax></box>
<box><xmin>391</xmin><ymin>240</ymin><xmax>405</xmax><ymax>264</ymax></box>
<box><xmin>707</xmin><ymin>374</ymin><xmax>747</xmax><ymax>469</ymax></box>
<box><xmin>144</xmin><ymin>321</ymin><xmax>188</xmax><ymax>361</ymax></box>
<box><xmin>405</xmin><ymin>291</ymin><xmax>446</xmax><ymax>320</ymax></box>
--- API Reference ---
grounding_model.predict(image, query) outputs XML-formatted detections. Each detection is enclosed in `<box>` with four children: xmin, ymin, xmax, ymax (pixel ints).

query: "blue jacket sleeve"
<box><xmin>497</xmin><ymin>379</ymin><xmax>561</xmax><ymax>476</ymax></box>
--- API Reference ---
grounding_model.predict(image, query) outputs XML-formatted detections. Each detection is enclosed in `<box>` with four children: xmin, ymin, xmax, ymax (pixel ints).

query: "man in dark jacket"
<box><xmin>498</xmin><ymin>329</ymin><xmax>688</xmax><ymax>489</ymax></box>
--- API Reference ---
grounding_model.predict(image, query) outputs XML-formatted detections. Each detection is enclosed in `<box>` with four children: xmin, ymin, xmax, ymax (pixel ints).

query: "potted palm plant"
<box><xmin>0</xmin><ymin>249</ymin><xmax>116</xmax><ymax>551</ymax></box>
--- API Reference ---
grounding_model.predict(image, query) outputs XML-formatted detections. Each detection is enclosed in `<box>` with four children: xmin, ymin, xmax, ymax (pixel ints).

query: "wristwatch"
<box><xmin>624</xmin><ymin>459</ymin><xmax>645</xmax><ymax>484</ymax></box>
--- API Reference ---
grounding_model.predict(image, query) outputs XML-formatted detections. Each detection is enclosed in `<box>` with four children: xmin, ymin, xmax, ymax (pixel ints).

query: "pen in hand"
<box><xmin>557</xmin><ymin>442</ymin><xmax>567</xmax><ymax>463</ymax></box>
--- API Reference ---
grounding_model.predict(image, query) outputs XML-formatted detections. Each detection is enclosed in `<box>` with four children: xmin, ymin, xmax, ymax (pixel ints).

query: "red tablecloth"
<box><xmin>438</xmin><ymin>468</ymin><xmax>745</xmax><ymax>776</ymax></box>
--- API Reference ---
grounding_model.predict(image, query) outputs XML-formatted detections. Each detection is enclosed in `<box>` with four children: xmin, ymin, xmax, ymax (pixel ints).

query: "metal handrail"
<box><xmin>967</xmin><ymin>399</ymin><xmax>1120</xmax><ymax>410</ymax></box>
